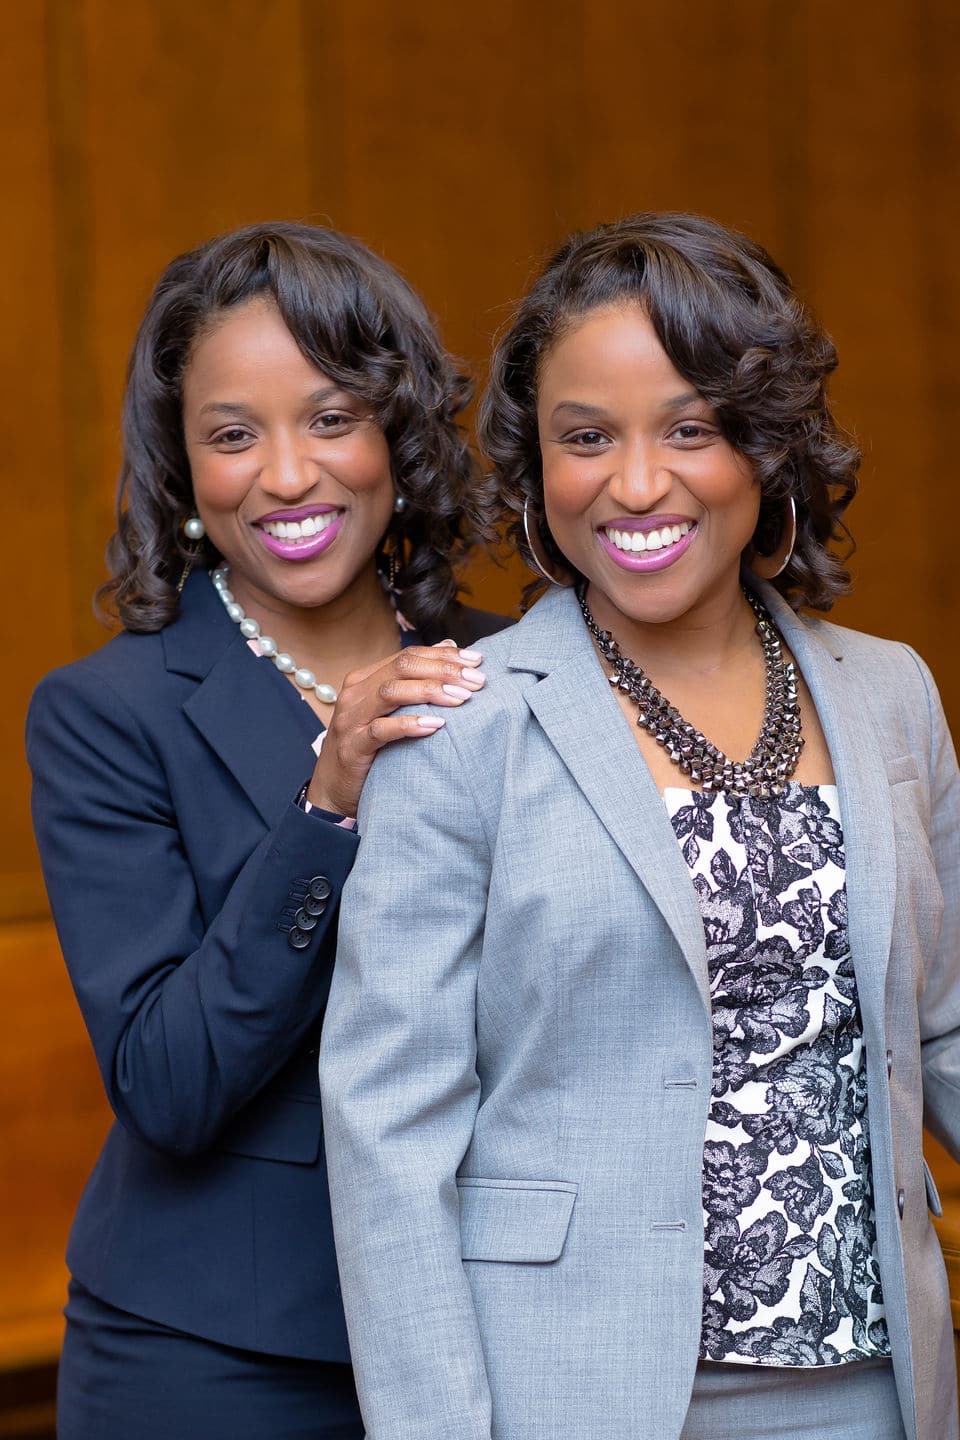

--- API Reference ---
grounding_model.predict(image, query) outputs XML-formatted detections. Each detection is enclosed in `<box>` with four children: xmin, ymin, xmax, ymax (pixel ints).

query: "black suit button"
<box><xmin>294</xmin><ymin>907</ymin><xmax>318</xmax><ymax>931</ymax></box>
<box><xmin>303</xmin><ymin>894</ymin><xmax>327</xmax><ymax>917</ymax></box>
<box><xmin>288</xmin><ymin>927</ymin><xmax>311</xmax><ymax>951</ymax></box>
<box><xmin>897</xmin><ymin>1187</ymin><xmax>905</xmax><ymax>1219</ymax></box>
<box><xmin>309</xmin><ymin>876</ymin><xmax>333</xmax><ymax>901</ymax></box>
<box><xmin>886</xmin><ymin>1049</ymin><xmax>893</xmax><ymax>1077</ymax></box>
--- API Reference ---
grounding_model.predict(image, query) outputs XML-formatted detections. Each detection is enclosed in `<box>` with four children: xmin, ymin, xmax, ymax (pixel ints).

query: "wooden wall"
<box><xmin>2</xmin><ymin>0</ymin><xmax>958</xmax><ymax>1370</ymax></box>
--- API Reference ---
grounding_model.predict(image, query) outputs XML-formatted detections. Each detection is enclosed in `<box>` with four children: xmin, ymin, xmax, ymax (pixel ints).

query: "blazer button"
<box><xmin>303</xmin><ymin>894</ymin><xmax>327</xmax><ymax>917</ymax></box>
<box><xmin>309</xmin><ymin>876</ymin><xmax>333</xmax><ymax>901</ymax></box>
<box><xmin>886</xmin><ymin>1049</ymin><xmax>893</xmax><ymax>1077</ymax></box>
<box><xmin>294</xmin><ymin>907</ymin><xmax>318</xmax><ymax>931</ymax></box>
<box><xmin>897</xmin><ymin>1187</ymin><xmax>905</xmax><ymax>1219</ymax></box>
<box><xmin>288</xmin><ymin>927</ymin><xmax>311</xmax><ymax>951</ymax></box>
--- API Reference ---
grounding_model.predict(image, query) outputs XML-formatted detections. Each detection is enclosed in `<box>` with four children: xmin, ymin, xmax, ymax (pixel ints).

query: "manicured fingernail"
<box><xmin>439</xmin><ymin>638</ymin><xmax>457</xmax><ymax>646</ymax></box>
<box><xmin>461</xmin><ymin>669</ymin><xmax>485</xmax><ymax>684</ymax></box>
<box><xmin>417</xmin><ymin>716</ymin><xmax>445</xmax><ymax>729</ymax></box>
<box><xmin>443</xmin><ymin>685</ymin><xmax>472</xmax><ymax>700</ymax></box>
<box><xmin>458</xmin><ymin>649</ymin><xmax>482</xmax><ymax>661</ymax></box>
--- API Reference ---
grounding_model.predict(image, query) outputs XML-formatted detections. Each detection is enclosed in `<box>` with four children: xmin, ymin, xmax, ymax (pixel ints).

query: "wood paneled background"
<box><xmin>2</xmin><ymin>0</ymin><xmax>958</xmax><ymax>1372</ymax></box>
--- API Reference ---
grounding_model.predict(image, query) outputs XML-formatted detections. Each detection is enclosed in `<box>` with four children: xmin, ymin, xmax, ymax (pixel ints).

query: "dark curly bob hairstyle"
<box><xmin>478</xmin><ymin>211</ymin><xmax>859</xmax><ymax>611</ymax></box>
<box><xmin>99</xmin><ymin>221</ymin><xmax>487</xmax><ymax>633</ymax></box>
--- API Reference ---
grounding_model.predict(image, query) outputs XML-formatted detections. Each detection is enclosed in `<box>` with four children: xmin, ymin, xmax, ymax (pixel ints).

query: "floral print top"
<box><xmin>664</xmin><ymin>783</ymin><xmax>891</xmax><ymax>1368</ymax></box>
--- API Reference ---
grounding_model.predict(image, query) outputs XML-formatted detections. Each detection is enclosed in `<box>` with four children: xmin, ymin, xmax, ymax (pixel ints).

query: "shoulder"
<box><xmin>802</xmin><ymin>611</ymin><xmax>936</xmax><ymax>691</ymax></box>
<box><xmin>793</xmin><ymin>610</ymin><xmax>949</xmax><ymax>758</ymax></box>
<box><xmin>388</xmin><ymin>602</ymin><xmax>546</xmax><ymax>757</ymax></box>
<box><xmin>31</xmin><ymin>627</ymin><xmax>164</xmax><ymax>712</ymax></box>
<box><xmin>26</xmin><ymin>626</ymin><xmax>186</xmax><ymax>766</ymax></box>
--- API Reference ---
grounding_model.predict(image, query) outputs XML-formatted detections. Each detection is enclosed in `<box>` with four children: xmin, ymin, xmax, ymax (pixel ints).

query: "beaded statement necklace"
<box><xmin>577</xmin><ymin>586</ymin><xmax>804</xmax><ymax>799</ymax></box>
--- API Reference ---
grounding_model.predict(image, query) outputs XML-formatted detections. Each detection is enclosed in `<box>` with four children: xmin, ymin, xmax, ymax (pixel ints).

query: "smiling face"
<box><xmin>182</xmin><ymin>296</ymin><xmax>395</xmax><ymax>618</ymax></box>
<box><xmin>536</xmin><ymin>302</ymin><xmax>760</xmax><ymax>638</ymax></box>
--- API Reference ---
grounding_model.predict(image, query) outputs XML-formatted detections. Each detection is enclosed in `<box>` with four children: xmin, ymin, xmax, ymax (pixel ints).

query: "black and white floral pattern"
<box><xmin>665</xmin><ymin>783</ymin><xmax>890</xmax><ymax>1368</ymax></box>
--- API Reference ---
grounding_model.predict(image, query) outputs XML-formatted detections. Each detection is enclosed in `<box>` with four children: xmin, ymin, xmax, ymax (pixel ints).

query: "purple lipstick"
<box><xmin>255</xmin><ymin>506</ymin><xmax>344</xmax><ymax>562</ymax></box>
<box><xmin>597</xmin><ymin>515</ymin><xmax>697</xmax><ymax>573</ymax></box>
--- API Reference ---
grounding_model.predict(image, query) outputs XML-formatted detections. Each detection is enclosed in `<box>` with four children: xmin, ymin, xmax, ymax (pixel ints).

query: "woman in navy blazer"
<box><xmin>26</xmin><ymin>222</ymin><xmax>505</xmax><ymax>1440</ymax></box>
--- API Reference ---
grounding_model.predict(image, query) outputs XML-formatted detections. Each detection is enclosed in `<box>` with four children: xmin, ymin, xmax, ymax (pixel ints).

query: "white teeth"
<box><xmin>261</xmin><ymin>512</ymin><xmax>340</xmax><ymax>543</ymax></box>
<box><xmin>603</xmin><ymin>520</ymin><xmax>693</xmax><ymax>555</ymax></box>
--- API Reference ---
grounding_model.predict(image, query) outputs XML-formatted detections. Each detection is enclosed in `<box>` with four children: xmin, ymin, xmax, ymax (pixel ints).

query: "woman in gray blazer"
<box><xmin>319</xmin><ymin>214</ymin><xmax>959</xmax><ymax>1439</ymax></box>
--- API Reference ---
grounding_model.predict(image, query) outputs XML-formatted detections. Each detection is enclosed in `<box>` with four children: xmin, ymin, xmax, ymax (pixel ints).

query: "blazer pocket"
<box><xmin>885</xmin><ymin>755</ymin><xmax>921</xmax><ymax>786</ymax></box>
<box><xmin>457</xmin><ymin>1178</ymin><xmax>578</xmax><ymax>1263</ymax></box>
<box><xmin>924</xmin><ymin>1157</ymin><xmax>944</xmax><ymax>1218</ymax></box>
<box><xmin>216</xmin><ymin>1093</ymin><xmax>322</xmax><ymax>1165</ymax></box>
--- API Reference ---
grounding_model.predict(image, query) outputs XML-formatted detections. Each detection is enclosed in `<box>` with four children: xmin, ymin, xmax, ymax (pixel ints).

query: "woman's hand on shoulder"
<box><xmin>306</xmin><ymin>641</ymin><xmax>485</xmax><ymax>815</ymax></box>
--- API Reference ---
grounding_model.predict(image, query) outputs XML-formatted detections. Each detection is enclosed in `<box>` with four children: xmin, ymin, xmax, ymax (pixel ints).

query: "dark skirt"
<box><xmin>57</xmin><ymin>1279</ymin><xmax>364</xmax><ymax>1440</ymax></box>
<box><xmin>680</xmin><ymin>1356</ymin><xmax>907</xmax><ymax>1440</ymax></box>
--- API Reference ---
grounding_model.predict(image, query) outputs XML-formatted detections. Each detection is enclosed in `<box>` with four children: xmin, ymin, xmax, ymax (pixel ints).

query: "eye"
<box><xmin>668</xmin><ymin>421</ymin><xmax>716</xmax><ymax>446</ymax></box>
<box><xmin>314</xmin><ymin>410</ymin><xmax>356</xmax><ymax>431</ymax></box>
<box><xmin>563</xmin><ymin>428</ymin><xmax>610</xmax><ymax>450</ymax></box>
<box><xmin>212</xmin><ymin>426</ymin><xmax>253</xmax><ymax>447</ymax></box>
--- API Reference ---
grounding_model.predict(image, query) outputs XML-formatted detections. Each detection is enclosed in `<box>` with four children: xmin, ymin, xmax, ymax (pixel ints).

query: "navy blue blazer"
<box><xmin>26</xmin><ymin>569</ymin><xmax>509</xmax><ymax>1361</ymax></box>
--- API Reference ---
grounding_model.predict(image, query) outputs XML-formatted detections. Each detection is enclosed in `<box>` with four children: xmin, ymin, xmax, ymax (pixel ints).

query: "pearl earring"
<box><xmin>393</xmin><ymin>494</ymin><xmax>407</xmax><ymax>514</ymax></box>
<box><xmin>177</xmin><ymin>514</ymin><xmax>207</xmax><ymax>594</ymax></box>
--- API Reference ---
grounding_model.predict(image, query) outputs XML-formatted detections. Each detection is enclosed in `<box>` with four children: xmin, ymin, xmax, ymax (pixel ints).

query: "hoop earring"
<box><xmin>748</xmin><ymin>496</ymin><xmax>797</xmax><ymax>580</ymax></box>
<box><xmin>176</xmin><ymin>514</ymin><xmax>206</xmax><ymax>594</ymax></box>
<box><xmin>522</xmin><ymin>499</ymin><xmax>570</xmax><ymax>588</ymax></box>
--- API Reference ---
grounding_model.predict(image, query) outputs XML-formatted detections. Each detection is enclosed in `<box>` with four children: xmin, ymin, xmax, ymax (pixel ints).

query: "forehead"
<box><xmin>537</xmin><ymin>303</ymin><xmax>688</xmax><ymax>406</ymax></box>
<box><xmin>184</xmin><ymin>297</ymin><xmax>323</xmax><ymax>396</ymax></box>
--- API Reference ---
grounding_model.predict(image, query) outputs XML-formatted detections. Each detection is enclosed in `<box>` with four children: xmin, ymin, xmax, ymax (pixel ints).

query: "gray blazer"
<box><xmin>319</xmin><ymin>582</ymin><xmax>960</xmax><ymax>1440</ymax></box>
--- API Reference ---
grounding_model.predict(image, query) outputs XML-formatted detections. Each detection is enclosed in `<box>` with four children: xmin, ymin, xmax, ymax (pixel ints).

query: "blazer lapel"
<box><xmin>761</xmin><ymin>585</ymin><xmax>897</xmax><ymax>1039</ymax></box>
<box><xmin>164</xmin><ymin>572</ymin><xmax>318</xmax><ymax>828</ymax></box>
<box><xmin>514</xmin><ymin>589</ymin><xmax>711</xmax><ymax>1010</ymax></box>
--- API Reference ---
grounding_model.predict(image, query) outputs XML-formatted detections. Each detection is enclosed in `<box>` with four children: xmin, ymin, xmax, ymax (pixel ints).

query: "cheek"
<box><xmin>699</xmin><ymin>455</ymin><xmax>760</xmax><ymax>531</ymax></box>
<box><xmin>186</xmin><ymin>449</ymin><xmax>255</xmax><ymax>514</ymax></box>
<box><xmin>542</xmin><ymin>465</ymin><xmax>606</xmax><ymax>569</ymax></box>
<box><xmin>342</xmin><ymin>432</ymin><xmax>393</xmax><ymax>493</ymax></box>
<box><xmin>542</xmin><ymin>454</ymin><xmax>600</xmax><ymax>530</ymax></box>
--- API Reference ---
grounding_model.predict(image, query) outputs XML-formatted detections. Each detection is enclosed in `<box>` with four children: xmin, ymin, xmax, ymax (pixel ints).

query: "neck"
<box><xmin>584</xmin><ymin>573</ymin><xmax>759</xmax><ymax>682</ymax></box>
<box><xmin>226</xmin><ymin>563</ymin><xmax>401</xmax><ymax>678</ymax></box>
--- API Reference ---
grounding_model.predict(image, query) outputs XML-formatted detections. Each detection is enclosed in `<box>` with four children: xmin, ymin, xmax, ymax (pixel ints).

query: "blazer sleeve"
<box><xmin>319</xmin><ymin>720</ymin><xmax>493</xmax><ymax>1440</ymax></box>
<box><xmin>905</xmin><ymin>647</ymin><xmax>960</xmax><ymax>1155</ymax></box>
<box><xmin>26</xmin><ymin>661</ymin><xmax>359</xmax><ymax>1156</ymax></box>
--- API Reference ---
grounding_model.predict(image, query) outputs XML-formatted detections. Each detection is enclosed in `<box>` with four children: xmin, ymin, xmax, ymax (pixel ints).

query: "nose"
<box><xmin>259</xmin><ymin>434</ymin><xmax>315</xmax><ymax>501</ymax></box>
<box><xmin>607</xmin><ymin>439</ymin><xmax>673</xmax><ymax>511</ymax></box>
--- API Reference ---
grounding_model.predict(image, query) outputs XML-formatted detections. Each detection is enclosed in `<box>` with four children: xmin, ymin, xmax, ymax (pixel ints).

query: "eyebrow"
<box><xmin>662</xmin><ymin>390</ymin><xmax>704</xmax><ymax>411</ymax></box>
<box><xmin>198</xmin><ymin>385</ymin><xmax>348</xmax><ymax>418</ymax></box>
<box><xmin>549</xmin><ymin>401</ymin><xmax>610</xmax><ymax>422</ymax></box>
<box><xmin>549</xmin><ymin>390</ymin><xmax>706</xmax><ymax>423</ymax></box>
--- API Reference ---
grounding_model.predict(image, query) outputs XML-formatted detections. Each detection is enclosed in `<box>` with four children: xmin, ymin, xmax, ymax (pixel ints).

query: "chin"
<box><xmin>590</xmin><ymin>574</ymin><xmax>689</xmax><ymax>626</ymax></box>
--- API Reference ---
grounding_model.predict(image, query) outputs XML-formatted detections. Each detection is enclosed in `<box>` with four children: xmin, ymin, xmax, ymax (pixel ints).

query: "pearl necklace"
<box><xmin>211</xmin><ymin>564</ymin><xmax>339</xmax><ymax>704</ymax></box>
<box><xmin>578</xmin><ymin>585</ymin><xmax>804</xmax><ymax>798</ymax></box>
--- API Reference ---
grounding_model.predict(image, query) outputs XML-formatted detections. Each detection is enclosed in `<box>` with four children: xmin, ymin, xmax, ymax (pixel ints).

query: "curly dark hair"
<box><xmin>478</xmin><ymin>212</ymin><xmax>859</xmax><ymax>611</ymax></box>
<box><xmin>99</xmin><ymin>221</ymin><xmax>488</xmax><ymax>633</ymax></box>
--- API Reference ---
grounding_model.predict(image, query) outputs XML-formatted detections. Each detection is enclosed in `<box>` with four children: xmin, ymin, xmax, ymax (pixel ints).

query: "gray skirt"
<box><xmin>680</xmin><ymin>1358</ymin><xmax>906</xmax><ymax>1440</ymax></box>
